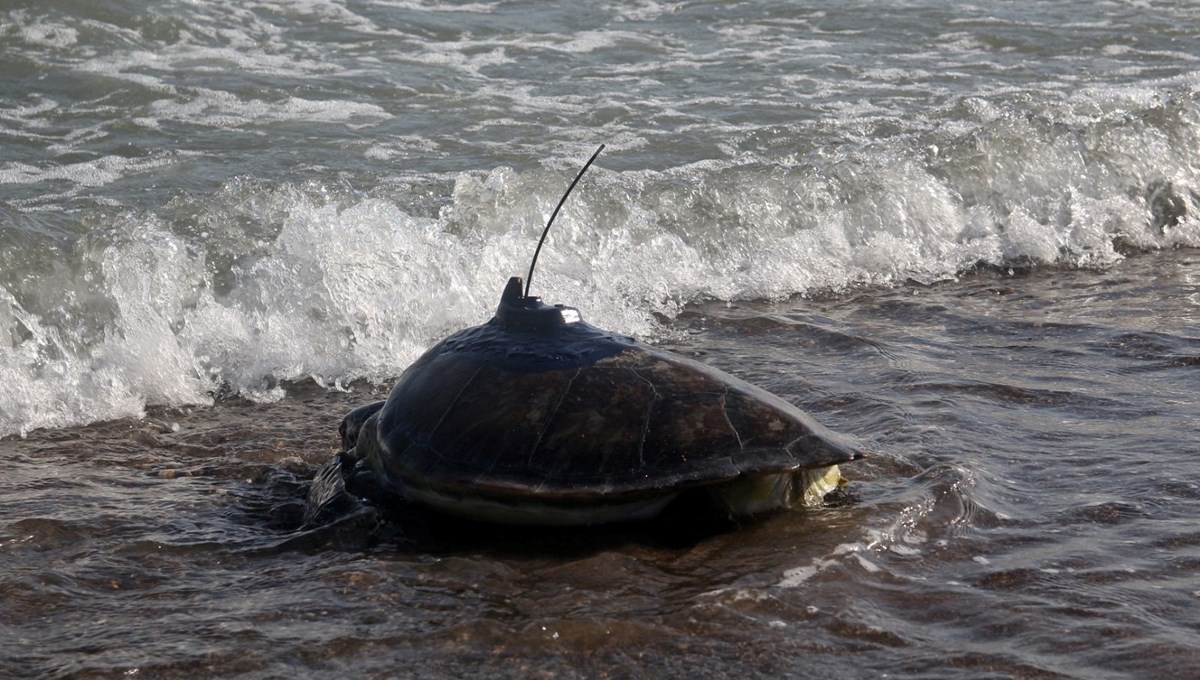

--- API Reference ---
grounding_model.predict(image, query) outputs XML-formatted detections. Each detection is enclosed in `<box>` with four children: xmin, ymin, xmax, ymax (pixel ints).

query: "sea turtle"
<box><xmin>304</xmin><ymin>146</ymin><xmax>864</xmax><ymax>527</ymax></box>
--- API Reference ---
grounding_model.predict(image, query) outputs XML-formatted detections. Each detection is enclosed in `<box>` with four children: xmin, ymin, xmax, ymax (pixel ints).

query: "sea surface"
<box><xmin>2</xmin><ymin>1</ymin><xmax>1199</xmax><ymax>677</ymax></box>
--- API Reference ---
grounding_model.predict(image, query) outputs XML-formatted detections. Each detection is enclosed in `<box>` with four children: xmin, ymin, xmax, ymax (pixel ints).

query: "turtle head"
<box><xmin>495</xmin><ymin>276</ymin><xmax>583</xmax><ymax>332</ymax></box>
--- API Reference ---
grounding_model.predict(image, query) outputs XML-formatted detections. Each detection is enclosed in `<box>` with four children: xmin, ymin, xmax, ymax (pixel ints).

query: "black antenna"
<box><xmin>524</xmin><ymin>144</ymin><xmax>605</xmax><ymax>298</ymax></box>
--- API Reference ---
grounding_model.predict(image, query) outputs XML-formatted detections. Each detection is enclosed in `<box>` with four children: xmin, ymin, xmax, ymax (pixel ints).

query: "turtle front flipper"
<box><xmin>302</xmin><ymin>455</ymin><xmax>394</xmax><ymax>531</ymax></box>
<box><xmin>302</xmin><ymin>453</ymin><xmax>363</xmax><ymax>528</ymax></box>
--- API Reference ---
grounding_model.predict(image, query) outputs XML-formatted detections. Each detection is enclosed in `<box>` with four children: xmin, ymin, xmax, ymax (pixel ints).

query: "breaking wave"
<box><xmin>2</xmin><ymin>0</ymin><xmax>1199</xmax><ymax>435</ymax></box>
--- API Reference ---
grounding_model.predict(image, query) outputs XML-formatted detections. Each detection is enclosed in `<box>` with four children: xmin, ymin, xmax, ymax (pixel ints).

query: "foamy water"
<box><xmin>10</xmin><ymin>3</ymin><xmax>1198</xmax><ymax>437</ymax></box>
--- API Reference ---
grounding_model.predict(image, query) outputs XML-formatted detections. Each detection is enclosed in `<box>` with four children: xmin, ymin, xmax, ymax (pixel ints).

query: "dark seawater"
<box><xmin>3</xmin><ymin>1</ymin><xmax>1200</xmax><ymax>677</ymax></box>
<box><xmin>4</xmin><ymin>251</ymin><xmax>1199</xmax><ymax>678</ymax></box>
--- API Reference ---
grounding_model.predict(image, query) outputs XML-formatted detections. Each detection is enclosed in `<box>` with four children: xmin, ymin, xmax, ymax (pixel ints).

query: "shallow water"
<box><xmin>4</xmin><ymin>0</ymin><xmax>1200</xmax><ymax>677</ymax></box>
<box><xmin>4</xmin><ymin>250</ymin><xmax>1199</xmax><ymax>678</ymax></box>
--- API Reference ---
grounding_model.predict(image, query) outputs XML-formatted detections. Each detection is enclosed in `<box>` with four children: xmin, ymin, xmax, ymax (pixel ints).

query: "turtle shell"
<box><xmin>350</xmin><ymin>277</ymin><xmax>863</xmax><ymax>524</ymax></box>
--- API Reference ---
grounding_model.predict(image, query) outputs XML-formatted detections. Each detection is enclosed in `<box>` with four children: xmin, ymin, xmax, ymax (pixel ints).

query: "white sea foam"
<box><xmin>0</xmin><ymin>222</ymin><xmax>215</xmax><ymax>435</ymax></box>
<box><xmin>146</xmin><ymin>90</ymin><xmax>390</xmax><ymax>128</ymax></box>
<box><xmin>371</xmin><ymin>0</ymin><xmax>496</xmax><ymax>12</ymax></box>
<box><xmin>0</xmin><ymin>155</ymin><xmax>180</xmax><ymax>189</ymax></box>
<box><xmin>550</xmin><ymin>29</ymin><xmax>635</xmax><ymax>54</ymax></box>
<box><xmin>778</xmin><ymin>542</ymin><xmax>864</xmax><ymax>588</ymax></box>
<box><xmin>9</xmin><ymin>13</ymin><xmax>79</xmax><ymax>48</ymax></box>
